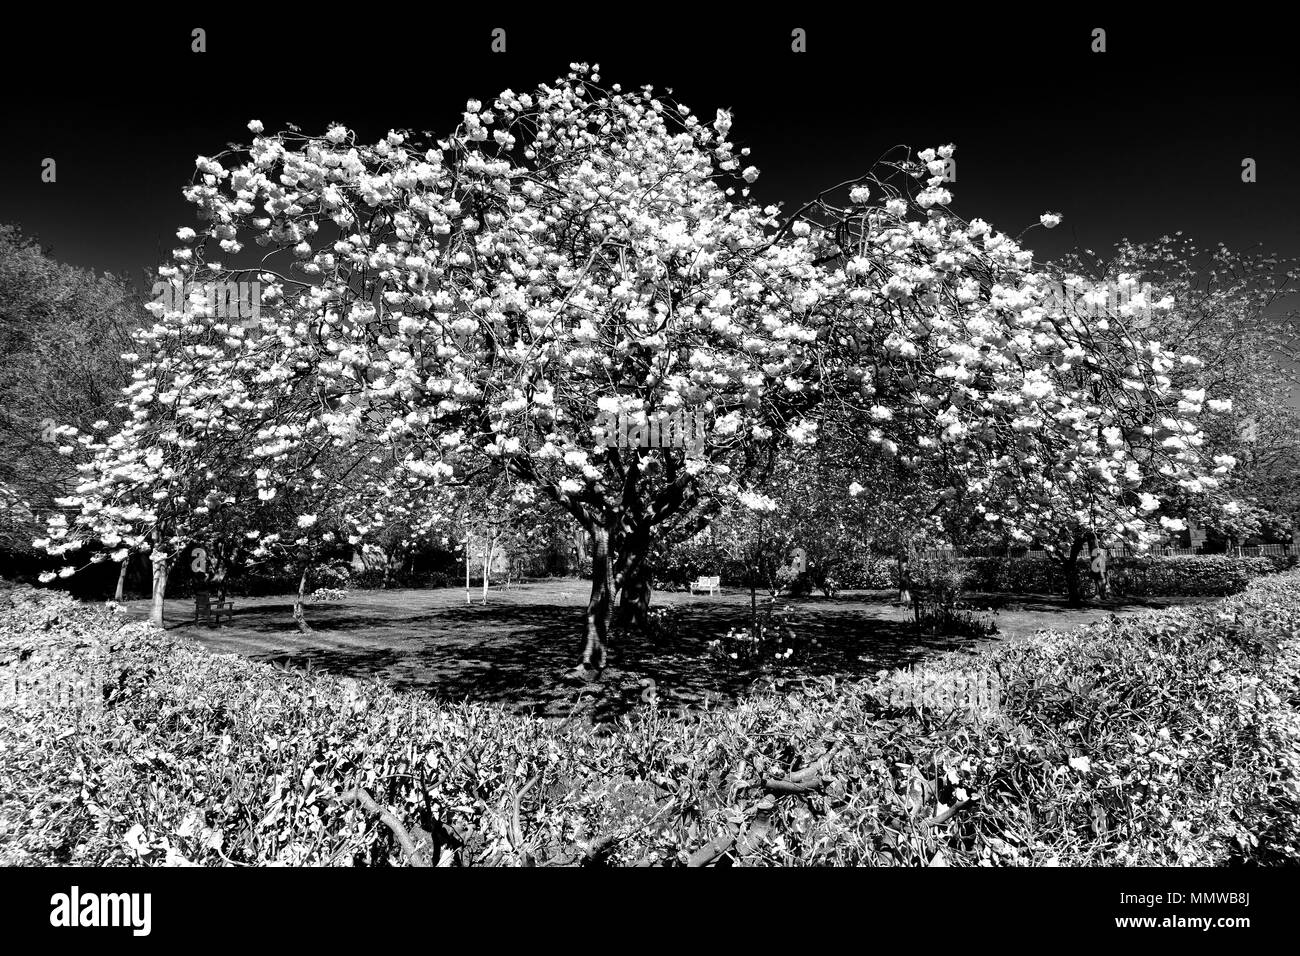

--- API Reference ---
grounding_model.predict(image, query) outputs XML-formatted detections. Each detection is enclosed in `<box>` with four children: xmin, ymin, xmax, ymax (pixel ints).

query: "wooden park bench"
<box><xmin>689</xmin><ymin>575</ymin><xmax>721</xmax><ymax>596</ymax></box>
<box><xmin>194</xmin><ymin>591</ymin><xmax>235</xmax><ymax>626</ymax></box>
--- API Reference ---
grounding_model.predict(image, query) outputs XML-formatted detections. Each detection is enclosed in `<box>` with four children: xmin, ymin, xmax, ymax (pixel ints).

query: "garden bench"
<box><xmin>689</xmin><ymin>575</ymin><xmax>721</xmax><ymax>596</ymax></box>
<box><xmin>194</xmin><ymin>592</ymin><xmax>234</xmax><ymax>626</ymax></box>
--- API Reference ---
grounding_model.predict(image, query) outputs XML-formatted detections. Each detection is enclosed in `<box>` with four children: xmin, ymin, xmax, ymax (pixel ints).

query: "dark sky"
<box><xmin>1</xmin><ymin>10</ymin><xmax>1296</xmax><ymax>286</ymax></box>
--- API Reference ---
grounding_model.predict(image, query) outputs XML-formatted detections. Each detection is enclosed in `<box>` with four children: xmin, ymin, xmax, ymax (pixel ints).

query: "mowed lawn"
<box><xmin>119</xmin><ymin>580</ymin><xmax>1214</xmax><ymax>717</ymax></box>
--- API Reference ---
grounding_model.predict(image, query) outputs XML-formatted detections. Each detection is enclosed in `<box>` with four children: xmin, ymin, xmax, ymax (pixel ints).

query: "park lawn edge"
<box><xmin>1</xmin><ymin>574</ymin><xmax>1298</xmax><ymax>867</ymax></box>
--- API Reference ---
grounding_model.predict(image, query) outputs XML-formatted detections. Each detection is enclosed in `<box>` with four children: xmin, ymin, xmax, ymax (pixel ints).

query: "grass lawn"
<box><xmin>119</xmin><ymin>579</ymin><xmax>1214</xmax><ymax>718</ymax></box>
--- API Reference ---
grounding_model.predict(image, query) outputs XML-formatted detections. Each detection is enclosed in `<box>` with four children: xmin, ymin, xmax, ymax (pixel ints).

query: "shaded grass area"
<box><xmin>118</xmin><ymin>580</ymin><xmax>1215</xmax><ymax>718</ymax></box>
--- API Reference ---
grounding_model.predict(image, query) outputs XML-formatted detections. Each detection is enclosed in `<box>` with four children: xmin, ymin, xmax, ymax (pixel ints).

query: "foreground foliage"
<box><xmin>1</xmin><ymin>574</ymin><xmax>1297</xmax><ymax>866</ymax></box>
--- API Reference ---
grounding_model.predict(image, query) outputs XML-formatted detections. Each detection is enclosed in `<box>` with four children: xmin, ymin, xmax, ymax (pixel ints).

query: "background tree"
<box><xmin>1052</xmin><ymin>236</ymin><xmax>1300</xmax><ymax>547</ymax></box>
<box><xmin>0</xmin><ymin>224</ymin><xmax>143</xmax><ymax>583</ymax></box>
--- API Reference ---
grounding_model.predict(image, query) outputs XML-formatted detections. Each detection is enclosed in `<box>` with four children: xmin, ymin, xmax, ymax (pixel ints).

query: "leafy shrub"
<box><xmin>2</xmin><ymin>573</ymin><xmax>1298</xmax><ymax>866</ymax></box>
<box><xmin>192</xmin><ymin>568</ymin><xmax>309</xmax><ymax>598</ymax></box>
<box><xmin>911</xmin><ymin>555</ymin><xmax>998</xmax><ymax>638</ymax></box>
<box><xmin>653</xmin><ymin>538</ymin><xmax>904</xmax><ymax>593</ymax></box>
<box><xmin>914</xmin><ymin>601</ymin><xmax>998</xmax><ymax>639</ymax></box>
<box><xmin>313</xmin><ymin>564</ymin><xmax>352</xmax><ymax>588</ymax></box>
<box><xmin>781</xmin><ymin>570</ymin><xmax>816</xmax><ymax>597</ymax></box>
<box><xmin>708</xmin><ymin>601</ymin><xmax>801</xmax><ymax>664</ymax></box>
<box><xmin>643</xmin><ymin>605</ymin><xmax>684</xmax><ymax>642</ymax></box>
<box><xmin>650</xmin><ymin>541</ymin><xmax>740</xmax><ymax>591</ymax></box>
<box><xmin>837</xmin><ymin>556</ymin><xmax>898</xmax><ymax>589</ymax></box>
<box><xmin>961</xmin><ymin>556</ymin><xmax>1063</xmax><ymax>594</ymax></box>
<box><xmin>792</xmin><ymin>556</ymin><xmax>896</xmax><ymax>594</ymax></box>
<box><xmin>1111</xmin><ymin>555</ymin><xmax>1275</xmax><ymax>596</ymax></box>
<box><xmin>346</xmin><ymin>567</ymin><xmax>459</xmax><ymax>591</ymax></box>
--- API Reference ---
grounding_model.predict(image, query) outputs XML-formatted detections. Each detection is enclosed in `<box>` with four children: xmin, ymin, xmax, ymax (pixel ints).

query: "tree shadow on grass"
<box><xmin>121</xmin><ymin>584</ymin><xmax>1207</xmax><ymax>720</ymax></box>
<box><xmin>967</xmin><ymin>591</ymin><xmax>1206</xmax><ymax>614</ymax></box>
<box><xmin>204</xmin><ymin>598</ymin><xmax>998</xmax><ymax>720</ymax></box>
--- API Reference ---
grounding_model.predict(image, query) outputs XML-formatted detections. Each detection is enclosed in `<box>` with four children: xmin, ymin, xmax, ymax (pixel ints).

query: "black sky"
<box><xmin>0</xmin><ymin>9</ymin><xmax>1296</xmax><ymax>285</ymax></box>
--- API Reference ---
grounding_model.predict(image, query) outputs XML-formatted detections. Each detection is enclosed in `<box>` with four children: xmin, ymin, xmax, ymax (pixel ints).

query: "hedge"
<box><xmin>654</xmin><ymin>550</ymin><xmax>1282</xmax><ymax>598</ymax></box>
<box><xmin>3</xmin><ymin>571</ymin><xmax>1298</xmax><ymax>866</ymax></box>
<box><xmin>961</xmin><ymin>554</ymin><xmax>1281</xmax><ymax>598</ymax></box>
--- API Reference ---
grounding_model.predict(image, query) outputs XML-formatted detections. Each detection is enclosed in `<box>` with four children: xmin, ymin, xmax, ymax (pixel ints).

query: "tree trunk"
<box><xmin>1086</xmin><ymin>529</ymin><xmax>1110</xmax><ymax>600</ymax></box>
<box><xmin>1063</xmin><ymin>533</ymin><xmax>1086</xmax><ymax>608</ymax></box>
<box><xmin>465</xmin><ymin>535</ymin><xmax>471</xmax><ymax>605</ymax></box>
<box><xmin>617</xmin><ymin>560</ymin><xmax>653</xmax><ymax>630</ymax></box>
<box><xmin>378</xmin><ymin>545</ymin><xmax>402</xmax><ymax>589</ymax></box>
<box><xmin>114</xmin><ymin>556</ymin><xmax>129</xmax><ymax>602</ymax></box>
<box><xmin>609</xmin><ymin>515</ymin><xmax>655</xmax><ymax>631</ymax></box>
<box><xmin>149</xmin><ymin>550</ymin><xmax>169</xmax><ymax>627</ymax></box>
<box><xmin>481</xmin><ymin>535</ymin><xmax>493</xmax><ymax>605</ymax></box>
<box><xmin>580</xmin><ymin>525</ymin><xmax>614</xmax><ymax>672</ymax></box>
<box><xmin>293</xmin><ymin>562</ymin><xmax>313</xmax><ymax>633</ymax></box>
